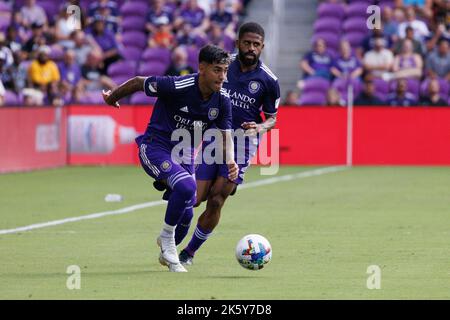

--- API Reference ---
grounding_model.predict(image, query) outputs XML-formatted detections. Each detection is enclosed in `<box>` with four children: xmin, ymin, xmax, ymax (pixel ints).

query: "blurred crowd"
<box><xmin>0</xmin><ymin>0</ymin><xmax>249</xmax><ymax>106</ymax></box>
<box><xmin>289</xmin><ymin>0</ymin><xmax>450</xmax><ymax>107</ymax></box>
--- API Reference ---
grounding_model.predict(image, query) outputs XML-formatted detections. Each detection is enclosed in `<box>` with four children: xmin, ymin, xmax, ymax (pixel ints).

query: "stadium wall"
<box><xmin>1</xmin><ymin>106</ymin><xmax>450</xmax><ymax>173</ymax></box>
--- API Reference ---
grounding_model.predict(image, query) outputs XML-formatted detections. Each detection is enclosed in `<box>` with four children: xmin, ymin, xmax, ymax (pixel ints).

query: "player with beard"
<box><xmin>174</xmin><ymin>22</ymin><xmax>281</xmax><ymax>265</ymax></box>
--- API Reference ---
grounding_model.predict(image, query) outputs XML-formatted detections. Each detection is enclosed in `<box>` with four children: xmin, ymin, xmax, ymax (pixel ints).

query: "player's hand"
<box><xmin>227</xmin><ymin>161</ymin><xmax>239</xmax><ymax>181</ymax></box>
<box><xmin>242</xmin><ymin>121</ymin><xmax>260</xmax><ymax>136</ymax></box>
<box><xmin>102</xmin><ymin>89</ymin><xmax>120</xmax><ymax>108</ymax></box>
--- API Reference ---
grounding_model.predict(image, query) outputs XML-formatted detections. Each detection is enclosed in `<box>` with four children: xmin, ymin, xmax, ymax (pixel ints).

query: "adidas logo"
<box><xmin>180</xmin><ymin>106</ymin><xmax>189</xmax><ymax>112</ymax></box>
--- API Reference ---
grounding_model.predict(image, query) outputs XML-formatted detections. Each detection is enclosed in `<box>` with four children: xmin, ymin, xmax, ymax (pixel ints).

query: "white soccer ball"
<box><xmin>235</xmin><ymin>234</ymin><xmax>272</xmax><ymax>270</ymax></box>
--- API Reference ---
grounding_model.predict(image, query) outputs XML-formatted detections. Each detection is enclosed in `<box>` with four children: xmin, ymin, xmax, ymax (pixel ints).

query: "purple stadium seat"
<box><xmin>332</xmin><ymin>78</ymin><xmax>363</xmax><ymax>98</ymax></box>
<box><xmin>314</xmin><ymin>18</ymin><xmax>342</xmax><ymax>34</ymax></box>
<box><xmin>311</xmin><ymin>32</ymin><xmax>339</xmax><ymax>51</ymax></box>
<box><xmin>342</xmin><ymin>31</ymin><xmax>367</xmax><ymax>48</ymax></box>
<box><xmin>0</xmin><ymin>15</ymin><xmax>10</xmax><ymax>32</ymax></box>
<box><xmin>107</xmin><ymin>60</ymin><xmax>137</xmax><ymax>77</ymax></box>
<box><xmin>120</xmin><ymin>1</ymin><xmax>149</xmax><ymax>17</ymax></box>
<box><xmin>342</xmin><ymin>18</ymin><xmax>369</xmax><ymax>34</ymax></box>
<box><xmin>130</xmin><ymin>92</ymin><xmax>157</xmax><ymax>105</ymax></box>
<box><xmin>37</xmin><ymin>0</ymin><xmax>59</xmax><ymax>24</ymax></box>
<box><xmin>119</xmin><ymin>46</ymin><xmax>142</xmax><ymax>61</ymax></box>
<box><xmin>4</xmin><ymin>90</ymin><xmax>20</xmax><ymax>106</ymax></box>
<box><xmin>121</xmin><ymin>16</ymin><xmax>146</xmax><ymax>32</ymax></box>
<box><xmin>346</xmin><ymin>2</ymin><xmax>371</xmax><ymax>18</ymax></box>
<box><xmin>49</xmin><ymin>46</ymin><xmax>64</xmax><ymax>61</ymax></box>
<box><xmin>186</xmin><ymin>46</ymin><xmax>199</xmax><ymax>71</ymax></box>
<box><xmin>299</xmin><ymin>92</ymin><xmax>327</xmax><ymax>106</ymax></box>
<box><xmin>420</xmin><ymin>78</ymin><xmax>449</xmax><ymax>98</ymax></box>
<box><xmin>373</xmin><ymin>78</ymin><xmax>389</xmax><ymax>95</ymax></box>
<box><xmin>78</xmin><ymin>91</ymin><xmax>106</xmax><ymax>105</ymax></box>
<box><xmin>317</xmin><ymin>2</ymin><xmax>345</xmax><ymax>20</ymax></box>
<box><xmin>110</xmin><ymin>75</ymin><xmax>132</xmax><ymax>86</ymax></box>
<box><xmin>121</xmin><ymin>31</ymin><xmax>148</xmax><ymax>50</ymax></box>
<box><xmin>142</xmin><ymin>47</ymin><xmax>172</xmax><ymax>65</ymax></box>
<box><xmin>138</xmin><ymin>61</ymin><xmax>168</xmax><ymax>76</ymax></box>
<box><xmin>303</xmin><ymin>77</ymin><xmax>330</xmax><ymax>93</ymax></box>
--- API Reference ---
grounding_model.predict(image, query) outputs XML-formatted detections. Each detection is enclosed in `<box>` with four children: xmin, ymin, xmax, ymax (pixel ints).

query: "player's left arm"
<box><xmin>242</xmin><ymin>80</ymin><xmax>280</xmax><ymax>135</ymax></box>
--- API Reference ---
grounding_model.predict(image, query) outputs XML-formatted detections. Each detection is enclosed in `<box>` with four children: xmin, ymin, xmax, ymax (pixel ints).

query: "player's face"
<box><xmin>200</xmin><ymin>62</ymin><xmax>229</xmax><ymax>92</ymax></box>
<box><xmin>237</xmin><ymin>32</ymin><xmax>264</xmax><ymax>67</ymax></box>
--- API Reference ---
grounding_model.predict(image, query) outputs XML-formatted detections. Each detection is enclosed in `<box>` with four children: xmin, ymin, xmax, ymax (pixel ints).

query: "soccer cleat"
<box><xmin>179</xmin><ymin>249</ymin><xmax>194</xmax><ymax>266</ymax></box>
<box><xmin>168</xmin><ymin>263</ymin><xmax>187</xmax><ymax>272</ymax></box>
<box><xmin>157</xmin><ymin>235</ymin><xmax>182</xmax><ymax>266</ymax></box>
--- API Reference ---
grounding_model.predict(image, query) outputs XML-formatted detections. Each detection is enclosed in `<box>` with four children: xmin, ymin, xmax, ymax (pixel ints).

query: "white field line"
<box><xmin>0</xmin><ymin>166</ymin><xmax>348</xmax><ymax>235</ymax></box>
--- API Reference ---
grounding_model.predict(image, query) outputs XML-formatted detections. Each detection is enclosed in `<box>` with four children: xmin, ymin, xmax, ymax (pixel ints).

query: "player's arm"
<box><xmin>102</xmin><ymin>76</ymin><xmax>146</xmax><ymax>108</ymax></box>
<box><xmin>241</xmin><ymin>114</ymin><xmax>277</xmax><ymax>135</ymax></box>
<box><xmin>221</xmin><ymin>129</ymin><xmax>238</xmax><ymax>181</ymax></box>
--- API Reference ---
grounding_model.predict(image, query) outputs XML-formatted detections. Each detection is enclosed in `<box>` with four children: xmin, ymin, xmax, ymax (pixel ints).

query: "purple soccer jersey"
<box><xmin>196</xmin><ymin>57</ymin><xmax>281</xmax><ymax>184</ymax></box>
<box><xmin>137</xmin><ymin>74</ymin><xmax>232</xmax><ymax>183</ymax></box>
<box><xmin>332</xmin><ymin>55</ymin><xmax>362</xmax><ymax>76</ymax></box>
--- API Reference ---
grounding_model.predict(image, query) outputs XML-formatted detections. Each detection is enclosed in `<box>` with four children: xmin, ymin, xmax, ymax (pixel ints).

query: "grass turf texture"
<box><xmin>1</xmin><ymin>166</ymin><xmax>449</xmax><ymax>299</ymax></box>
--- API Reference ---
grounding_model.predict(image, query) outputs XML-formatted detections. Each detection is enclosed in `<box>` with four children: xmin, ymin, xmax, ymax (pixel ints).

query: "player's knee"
<box><xmin>207</xmin><ymin>194</ymin><xmax>225</xmax><ymax>212</ymax></box>
<box><xmin>173</xmin><ymin>176</ymin><xmax>196</xmax><ymax>200</ymax></box>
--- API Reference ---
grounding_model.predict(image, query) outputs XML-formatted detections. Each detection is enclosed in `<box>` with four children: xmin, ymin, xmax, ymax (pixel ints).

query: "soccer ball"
<box><xmin>235</xmin><ymin>234</ymin><xmax>272</xmax><ymax>270</ymax></box>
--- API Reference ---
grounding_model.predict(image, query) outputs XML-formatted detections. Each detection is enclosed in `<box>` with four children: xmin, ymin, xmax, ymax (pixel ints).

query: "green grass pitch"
<box><xmin>1</xmin><ymin>165</ymin><xmax>449</xmax><ymax>299</ymax></box>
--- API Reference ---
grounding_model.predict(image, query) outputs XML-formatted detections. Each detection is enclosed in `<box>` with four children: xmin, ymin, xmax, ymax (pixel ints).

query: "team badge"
<box><xmin>208</xmin><ymin>108</ymin><xmax>219</xmax><ymax>120</ymax></box>
<box><xmin>248</xmin><ymin>81</ymin><xmax>260</xmax><ymax>94</ymax></box>
<box><xmin>160</xmin><ymin>160</ymin><xmax>172</xmax><ymax>172</ymax></box>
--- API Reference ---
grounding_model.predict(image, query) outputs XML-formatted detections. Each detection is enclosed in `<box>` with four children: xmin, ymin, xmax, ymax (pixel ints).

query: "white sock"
<box><xmin>160</xmin><ymin>223</ymin><xmax>176</xmax><ymax>238</ymax></box>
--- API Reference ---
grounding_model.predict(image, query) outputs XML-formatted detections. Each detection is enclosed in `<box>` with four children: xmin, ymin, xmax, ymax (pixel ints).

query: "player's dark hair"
<box><xmin>198</xmin><ymin>44</ymin><xmax>231</xmax><ymax>65</ymax></box>
<box><xmin>238</xmin><ymin>22</ymin><xmax>265</xmax><ymax>40</ymax></box>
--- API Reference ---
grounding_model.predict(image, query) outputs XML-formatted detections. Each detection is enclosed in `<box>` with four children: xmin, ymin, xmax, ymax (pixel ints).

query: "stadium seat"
<box><xmin>121</xmin><ymin>16</ymin><xmax>146</xmax><ymax>32</ymax></box>
<box><xmin>186</xmin><ymin>46</ymin><xmax>200</xmax><ymax>71</ymax></box>
<box><xmin>78</xmin><ymin>91</ymin><xmax>106</xmax><ymax>105</ymax></box>
<box><xmin>332</xmin><ymin>78</ymin><xmax>363</xmax><ymax>100</ymax></box>
<box><xmin>119</xmin><ymin>46</ymin><xmax>142</xmax><ymax>62</ymax></box>
<box><xmin>120</xmin><ymin>1</ymin><xmax>149</xmax><ymax>17</ymax></box>
<box><xmin>121</xmin><ymin>31</ymin><xmax>148</xmax><ymax>50</ymax></box>
<box><xmin>390</xmin><ymin>79</ymin><xmax>420</xmax><ymax>99</ymax></box>
<box><xmin>138</xmin><ymin>61</ymin><xmax>168</xmax><ymax>77</ymax></box>
<box><xmin>317</xmin><ymin>2</ymin><xmax>345</xmax><ymax>20</ymax></box>
<box><xmin>299</xmin><ymin>91</ymin><xmax>327</xmax><ymax>106</ymax></box>
<box><xmin>346</xmin><ymin>2</ymin><xmax>371</xmax><ymax>18</ymax></box>
<box><xmin>313</xmin><ymin>18</ymin><xmax>342</xmax><ymax>34</ymax></box>
<box><xmin>342</xmin><ymin>17</ymin><xmax>369</xmax><ymax>34</ymax></box>
<box><xmin>4</xmin><ymin>90</ymin><xmax>20</xmax><ymax>106</ymax></box>
<box><xmin>303</xmin><ymin>77</ymin><xmax>330</xmax><ymax>93</ymax></box>
<box><xmin>311</xmin><ymin>32</ymin><xmax>339</xmax><ymax>51</ymax></box>
<box><xmin>420</xmin><ymin>78</ymin><xmax>449</xmax><ymax>99</ymax></box>
<box><xmin>107</xmin><ymin>60</ymin><xmax>138</xmax><ymax>78</ymax></box>
<box><xmin>130</xmin><ymin>91</ymin><xmax>157</xmax><ymax>105</ymax></box>
<box><xmin>142</xmin><ymin>48</ymin><xmax>172</xmax><ymax>66</ymax></box>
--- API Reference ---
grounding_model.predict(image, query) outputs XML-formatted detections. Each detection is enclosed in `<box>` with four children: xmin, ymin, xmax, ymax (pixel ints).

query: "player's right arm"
<box><xmin>102</xmin><ymin>76</ymin><xmax>147</xmax><ymax>108</ymax></box>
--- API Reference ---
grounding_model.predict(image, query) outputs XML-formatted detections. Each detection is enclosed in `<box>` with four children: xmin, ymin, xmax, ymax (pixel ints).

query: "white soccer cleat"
<box><xmin>157</xmin><ymin>235</ymin><xmax>186</xmax><ymax>272</ymax></box>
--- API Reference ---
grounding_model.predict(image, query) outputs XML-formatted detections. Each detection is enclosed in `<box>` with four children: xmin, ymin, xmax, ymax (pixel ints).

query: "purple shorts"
<box><xmin>195</xmin><ymin>136</ymin><xmax>260</xmax><ymax>185</ymax></box>
<box><xmin>136</xmin><ymin>134</ymin><xmax>194</xmax><ymax>188</ymax></box>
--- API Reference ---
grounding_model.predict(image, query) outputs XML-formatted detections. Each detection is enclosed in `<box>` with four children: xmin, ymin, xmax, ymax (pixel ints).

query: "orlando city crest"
<box><xmin>248</xmin><ymin>81</ymin><xmax>260</xmax><ymax>94</ymax></box>
<box><xmin>208</xmin><ymin>108</ymin><xmax>219</xmax><ymax>120</ymax></box>
<box><xmin>160</xmin><ymin>160</ymin><xmax>172</xmax><ymax>172</ymax></box>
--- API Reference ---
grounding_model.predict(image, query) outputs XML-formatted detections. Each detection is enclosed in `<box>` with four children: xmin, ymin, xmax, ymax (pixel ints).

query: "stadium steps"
<box><xmin>243</xmin><ymin>0</ymin><xmax>317</xmax><ymax>97</ymax></box>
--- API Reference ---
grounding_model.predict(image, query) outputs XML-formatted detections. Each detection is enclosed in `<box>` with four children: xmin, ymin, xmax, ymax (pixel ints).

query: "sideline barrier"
<box><xmin>1</xmin><ymin>106</ymin><xmax>450</xmax><ymax>173</ymax></box>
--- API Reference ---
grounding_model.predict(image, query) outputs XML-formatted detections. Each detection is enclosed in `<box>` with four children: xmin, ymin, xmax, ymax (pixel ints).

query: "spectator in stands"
<box><xmin>210</xmin><ymin>0</ymin><xmax>238</xmax><ymax>38</ymax></box>
<box><xmin>146</xmin><ymin>0</ymin><xmax>174</xmax><ymax>36</ymax></box>
<box><xmin>326</xmin><ymin>88</ymin><xmax>345</xmax><ymax>107</ymax></box>
<box><xmin>392</xmin><ymin>39</ymin><xmax>423</xmax><ymax>79</ymax></box>
<box><xmin>69</xmin><ymin>30</ymin><xmax>102</xmax><ymax>66</ymax></box>
<box><xmin>88</xmin><ymin>0</ymin><xmax>119</xmax><ymax>20</ymax></box>
<box><xmin>5</xmin><ymin>26</ymin><xmax>23</xmax><ymax>53</ymax></box>
<box><xmin>89</xmin><ymin>17</ymin><xmax>122</xmax><ymax>74</ymax></box>
<box><xmin>387</xmin><ymin>79</ymin><xmax>417</xmax><ymax>106</ymax></box>
<box><xmin>175</xmin><ymin>22</ymin><xmax>199</xmax><ymax>47</ymax></box>
<box><xmin>3</xmin><ymin>51</ymin><xmax>28</xmax><ymax>95</ymax></box>
<box><xmin>282</xmin><ymin>90</ymin><xmax>299</xmax><ymax>106</ymax></box>
<box><xmin>28</xmin><ymin>45</ymin><xmax>61</xmax><ymax>106</ymax></box>
<box><xmin>165</xmin><ymin>46</ymin><xmax>195</xmax><ymax>76</ymax></box>
<box><xmin>20</xmin><ymin>0</ymin><xmax>48</xmax><ymax>29</ymax></box>
<box><xmin>361</xmin><ymin>26</ymin><xmax>393</xmax><ymax>57</ymax></box>
<box><xmin>425</xmin><ymin>23</ymin><xmax>450</xmax><ymax>53</ymax></box>
<box><xmin>393</xmin><ymin>26</ymin><xmax>424</xmax><ymax>56</ymax></box>
<box><xmin>77</xmin><ymin>50</ymin><xmax>115</xmax><ymax>102</ymax></box>
<box><xmin>354</xmin><ymin>79</ymin><xmax>384</xmax><ymax>106</ymax></box>
<box><xmin>420</xmin><ymin>79</ymin><xmax>448</xmax><ymax>106</ymax></box>
<box><xmin>58</xmin><ymin>49</ymin><xmax>82</xmax><ymax>104</ymax></box>
<box><xmin>0</xmin><ymin>51</ymin><xmax>6</xmax><ymax>106</ymax></box>
<box><xmin>175</xmin><ymin>0</ymin><xmax>209</xmax><ymax>36</ymax></box>
<box><xmin>382</xmin><ymin>6</ymin><xmax>399</xmax><ymax>44</ymax></box>
<box><xmin>331</xmin><ymin>40</ymin><xmax>363</xmax><ymax>81</ymax></box>
<box><xmin>398</xmin><ymin>6</ymin><xmax>430</xmax><ymax>41</ymax></box>
<box><xmin>0</xmin><ymin>32</ymin><xmax>14</xmax><ymax>68</ymax></box>
<box><xmin>425</xmin><ymin>38</ymin><xmax>450</xmax><ymax>81</ymax></box>
<box><xmin>299</xmin><ymin>38</ymin><xmax>333</xmax><ymax>80</ymax></box>
<box><xmin>88</xmin><ymin>2</ymin><xmax>120</xmax><ymax>34</ymax></box>
<box><xmin>208</xmin><ymin>22</ymin><xmax>233</xmax><ymax>52</ymax></box>
<box><xmin>22</xmin><ymin>22</ymin><xmax>51</xmax><ymax>58</ymax></box>
<box><xmin>55</xmin><ymin>6</ymin><xmax>80</xmax><ymax>49</ymax></box>
<box><xmin>394</xmin><ymin>0</ymin><xmax>434</xmax><ymax>21</ymax></box>
<box><xmin>148</xmin><ymin>20</ymin><xmax>175</xmax><ymax>49</ymax></box>
<box><xmin>363</xmin><ymin>36</ymin><xmax>394</xmax><ymax>81</ymax></box>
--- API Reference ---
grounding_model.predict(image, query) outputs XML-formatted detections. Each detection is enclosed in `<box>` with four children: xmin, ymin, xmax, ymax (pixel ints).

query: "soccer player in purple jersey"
<box><xmin>102</xmin><ymin>44</ymin><xmax>239</xmax><ymax>272</ymax></box>
<box><xmin>178</xmin><ymin>22</ymin><xmax>281</xmax><ymax>265</ymax></box>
